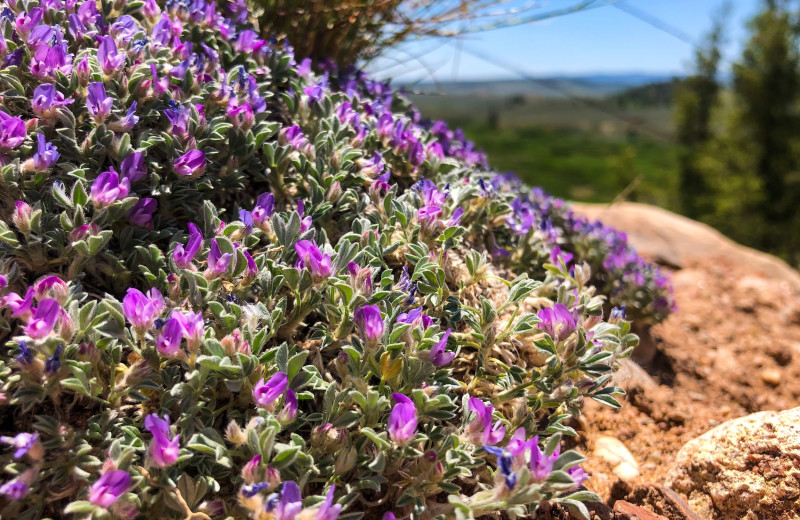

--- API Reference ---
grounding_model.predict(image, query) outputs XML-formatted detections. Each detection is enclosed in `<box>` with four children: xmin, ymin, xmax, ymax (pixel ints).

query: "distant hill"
<box><xmin>607</xmin><ymin>80</ymin><xmax>676</xmax><ymax>109</ymax></box>
<box><xmin>404</xmin><ymin>73</ymin><xmax>680</xmax><ymax>99</ymax></box>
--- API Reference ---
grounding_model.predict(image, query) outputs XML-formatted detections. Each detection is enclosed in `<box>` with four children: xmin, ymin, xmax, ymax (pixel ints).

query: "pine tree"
<box><xmin>673</xmin><ymin>5</ymin><xmax>726</xmax><ymax>219</ymax></box>
<box><xmin>729</xmin><ymin>0</ymin><xmax>800</xmax><ymax>256</ymax></box>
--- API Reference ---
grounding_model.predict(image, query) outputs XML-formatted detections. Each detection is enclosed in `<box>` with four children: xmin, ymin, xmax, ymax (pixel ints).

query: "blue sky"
<box><xmin>366</xmin><ymin>0</ymin><xmax>762</xmax><ymax>83</ymax></box>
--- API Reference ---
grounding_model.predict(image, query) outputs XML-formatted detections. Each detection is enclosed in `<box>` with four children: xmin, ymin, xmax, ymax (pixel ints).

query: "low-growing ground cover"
<box><xmin>0</xmin><ymin>1</ymin><xmax>672</xmax><ymax>519</ymax></box>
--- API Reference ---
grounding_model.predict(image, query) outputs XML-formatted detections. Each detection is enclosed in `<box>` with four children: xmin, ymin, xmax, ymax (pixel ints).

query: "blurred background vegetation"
<box><xmin>255</xmin><ymin>0</ymin><xmax>800</xmax><ymax>265</ymax></box>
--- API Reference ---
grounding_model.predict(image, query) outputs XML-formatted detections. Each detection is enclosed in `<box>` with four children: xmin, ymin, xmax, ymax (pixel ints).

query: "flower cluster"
<box><xmin>0</xmin><ymin>1</ymin><xmax>668</xmax><ymax>519</ymax></box>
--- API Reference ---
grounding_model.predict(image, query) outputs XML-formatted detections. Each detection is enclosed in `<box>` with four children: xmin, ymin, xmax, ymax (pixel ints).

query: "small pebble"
<box><xmin>760</xmin><ymin>369</ymin><xmax>781</xmax><ymax>387</ymax></box>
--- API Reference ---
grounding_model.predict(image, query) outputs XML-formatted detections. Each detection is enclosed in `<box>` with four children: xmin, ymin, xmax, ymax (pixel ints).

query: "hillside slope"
<box><xmin>571</xmin><ymin>202</ymin><xmax>800</xmax><ymax>518</ymax></box>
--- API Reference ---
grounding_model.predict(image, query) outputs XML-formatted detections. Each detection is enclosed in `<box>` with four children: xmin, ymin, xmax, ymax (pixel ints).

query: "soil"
<box><xmin>574</xmin><ymin>255</ymin><xmax>800</xmax><ymax>518</ymax></box>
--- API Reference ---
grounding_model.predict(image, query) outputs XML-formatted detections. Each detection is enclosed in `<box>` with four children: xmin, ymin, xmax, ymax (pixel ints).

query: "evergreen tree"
<box><xmin>729</xmin><ymin>0</ymin><xmax>800</xmax><ymax>256</ymax></box>
<box><xmin>673</xmin><ymin>5</ymin><xmax>726</xmax><ymax>219</ymax></box>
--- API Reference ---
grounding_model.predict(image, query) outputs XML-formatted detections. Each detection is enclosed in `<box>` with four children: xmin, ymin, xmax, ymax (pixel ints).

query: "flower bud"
<box><xmin>225</xmin><ymin>420</ymin><xmax>246</xmax><ymax>446</ymax></box>
<box><xmin>334</xmin><ymin>446</ymin><xmax>357</xmax><ymax>475</ymax></box>
<box><xmin>276</xmin><ymin>389</ymin><xmax>298</xmax><ymax>426</ymax></box>
<box><xmin>326</xmin><ymin>181</ymin><xmax>342</xmax><ymax>202</ymax></box>
<box><xmin>264</xmin><ymin>465</ymin><xmax>281</xmax><ymax>489</ymax></box>
<box><xmin>33</xmin><ymin>275</ymin><xmax>69</xmax><ymax>304</ymax></box>
<box><xmin>58</xmin><ymin>309</ymin><xmax>75</xmax><ymax>342</ymax></box>
<box><xmin>311</xmin><ymin>423</ymin><xmax>345</xmax><ymax>453</ymax></box>
<box><xmin>12</xmin><ymin>201</ymin><xmax>31</xmax><ymax>234</ymax></box>
<box><xmin>241</xmin><ymin>455</ymin><xmax>262</xmax><ymax>484</ymax></box>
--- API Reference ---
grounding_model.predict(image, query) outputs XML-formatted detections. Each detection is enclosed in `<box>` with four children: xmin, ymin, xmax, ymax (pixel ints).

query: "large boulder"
<box><xmin>573</xmin><ymin>202</ymin><xmax>800</xmax><ymax>290</ymax></box>
<box><xmin>665</xmin><ymin>407</ymin><xmax>800</xmax><ymax>519</ymax></box>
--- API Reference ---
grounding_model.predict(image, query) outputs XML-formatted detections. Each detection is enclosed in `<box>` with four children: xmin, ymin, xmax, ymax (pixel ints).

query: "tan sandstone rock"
<box><xmin>594</xmin><ymin>436</ymin><xmax>641</xmax><ymax>481</ymax></box>
<box><xmin>665</xmin><ymin>407</ymin><xmax>800</xmax><ymax>519</ymax></box>
<box><xmin>573</xmin><ymin>202</ymin><xmax>800</xmax><ymax>291</ymax></box>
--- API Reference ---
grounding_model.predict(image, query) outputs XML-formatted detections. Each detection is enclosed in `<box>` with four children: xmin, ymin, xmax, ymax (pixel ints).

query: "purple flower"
<box><xmin>0</xmin><ymin>480</ymin><xmax>29</xmax><ymax>500</ymax></box>
<box><xmin>280</xmin><ymin>125</ymin><xmax>309</xmax><ymax>152</ymax></box>
<box><xmin>30</xmin><ymin>40</ymin><xmax>73</xmax><ymax>79</ymax></box>
<box><xmin>267</xmin><ymin>481</ymin><xmax>302</xmax><ymax>520</ymax></box>
<box><xmin>297</xmin><ymin>58</ymin><xmax>312</xmax><ymax>78</ymax></box>
<box><xmin>549</xmin><ymin>246</ymin><xmax>574</xmax><ymax>266</ymax></box>
<box><xmin>408</xmin><ymin>139</ymin><xmax>424</xmax><ymax>166</ymax></box>
<box><xmin>347</xmin><ymin>262</ymin><xmax>373</xmax><ymax>296</ymax></box>
<box><xmin>294</xmin><ymin>240</ymin><xmax>331</xmax><ymax>280</ymax></box>
<box><xmin>426</xmin><ymin>142</ymin><xmax>444</xmax><ymax>160</ymax></box>
<box><xmin>387</xmin><ymin>393</ymin><xmax>417</xmax><ymax>444</ymax></box>
<box><xmin>173</xmin><ymin>149</ymin><xmax>206</xmax><ymax>177</ymax></box>
<box><xmin>396</xmin><ymin>307</ymin><xmax>433</xmax><ymax>330</ymax></box>
<box><xmin>537</xmin><ymin>303</ymin><xmax>578</xmax><ymax>342</ymax></box>
<box><xmin>252</xmin><ymin>192</ymin><xmax>275</xmax><ymax>227</ymax></box>
<box><xmin>33</xmin><ymin>275</ymin><xmax>68</xmax><ymax>304</ymax></box>
<box><xmin>32</xmin><ymin>134</ymin><xmax>59</xmax><ymax>170</ymax></box>
<box><xmin>97</xmin><ymin>36</ymin><xmax>125</xmax><ymax>74</ymax></box>
<box><xmin>31</xmin><ymin>84</ymin><xmax>73</xmax><ymax>117</ymax></box>
<box><xmin>315</xmin><ymin>485</ymin><xmax>342</xmax><ymax>520</ymax></box>
<box><xmin>465</xmin><ymin>397</ymin><xmax>505</xmax><ymax>446</ymax></box>
<box><xmin>276</xmin><ymin>389</ymin><xmax>298</xmax><ymax>425</ymax></box>
<box><xmin>15</xmin><ymin>8</ymin><xmax>43</xmax><ymax>39</ymax></box>
<box><xmin>68</xmin><ymin>14</ymin><xmax>90</xmax><ymax>40</ymax></box>
<box><xmin>77</xmin><ymin>1</ymin><xmax>100</xmax><ymax>26</ymax></box>
<box><xmin>149</xmin><ymin>63</ymin><xmax>168</xmax><ymax>96</ymax></box>
<box><xmin>127</xmin><ymin>198</ymin><xmax>157</xmax><ymax>229</ymax></box>
<box><xmin>253</xmin><ymin>372</ymin><xmax>288</xmax><ymax>407</ymax></box>
<box><xmin>2</xmin><ymin>49</ymin><xmax>24</xmax><ymax>69</ymax></box>
<box><xmin>304</xmin><ymin>83</ymin><xmax>323</xmax><ymax>103</ymax></box>
<box><xmin>484</xmin><ymin>445</ymin><xmax>517</xmax><ymax>490</ymax></box>
<box><xmin>0</xmin><ymin>110</ymin><xmax>26</xmax><ymax>151</ymax></box>
<box><xmin>243</xmin><ymin>250</ymin><xmax>257</xmax><ymax>278</ymax></box>
<box><xmin>164</xmin><ymin>103</ymin><xmax>191</xmax><ymax>138</ymax></box>
<box><xmin>448</xmin><ymin>207</ymin><xmax>464</xmax><ymax>227</ymax></box>
<box><xmin>297</xmin><ymin>200</ymin><xmax>313</xmax><ymax>232</ymax></box>
<box><xmin>25</xmin><ymin>298</ymin><xmax>61</xmax><ymax>339</ymax></box>
<box><xmin>235</xmin><ymin>29</ymin><xmax>259</xmax><ymax>53</ymax></box>
<box><xmin>15</xmin><ymin>341</ymin><xmax>34</xmax><ymax>365</ymax></box>
<box><xmin>89</xmin><ymin>470</ymin><xmax>131</xmax><ymax>508</ymax></box>
<box><xmin>110</xmin><ymin>15</ymin><xmax>138</xmax><ymax>44</ymax></box>
<box><xmin>174</xmin><ymin>223</ymin><xmax>203</xmax><ymax>269</ymax></box>
<box><xmin>115</xmin><ymin>102</ymin><xmax>139</xmax><ymax>131</ymax></box>
<box><xmin>45</xmin><ymin>343</ymin><xmax>63</xmax><ymax>373</ymax></box>
<box><xmin>205</xmin><ymin>239</ymin><xmax>232</xmax><ymax>278</ymax></box>
<box><xmin>353</xmin><ymin>305</ymin><xmax>384</xmax><ymax>344</ymax></box>
<box><xmin>506</xmin><ymin>428</ymin><xmax>530</xmax><ymax>458</ymax></box>
<box><xmin>123</xmin><ymin>287</ymin><xmax>164</xmax><ymax>331</ymax></box>
<box><xmin>86</xmin><ymin>82</ymin><xmax>113</xmax><ymax>123</ymax></box>
<box><xmin>568</xmin><ymin>466</ymin><xmax>589</xmax><ymax>488</ymax></box>
<box><xmin>91</xmin><ymin>168</ymin><xmax>130</xmax><ymax>208</ymax></box>
<box><xmin>144</xmin><ymin>414</ymin><xmax>180</xmax><ymax>468</ymax></box>
<box><xmin>528</xmin><ymin>435</ymin><xmax>559</xmax><ymax>481</ymax></box>
<box><xmin>429</xmin><ymin>328</ymin><xmax>455</xmax><ymax>366</ymax></box>
<box><xmin>418</xmin><ymin>205</ymin><xmax>442</xmax><ymax>227</ymax></box>
<box><xmin>171</xmin><ymin>310</ymin><xmax>204</xmax><ymax>349</ymax></box>
<box><xmin>0</xmin><ymin>433</ymin><xmax>40</xmax><ymax>459</ymax></box>
<box><xmin>357</xmin><ymin>152</ymin><xmax>383</xmax><ymax>178</ymax></box>
<box><xmin>75</xmin><ymin>55</ymin><xmax>90</xmax><ymax>84</ymax></box>
<box><xmin>2</xmin><ymin>287</ymin><xmax>35</xmax><ymax>319</ymax></box>
<box><xmin>156</xmin><ymin>317</ymin><xmax>183</xmax><ymax>357</ymax></box>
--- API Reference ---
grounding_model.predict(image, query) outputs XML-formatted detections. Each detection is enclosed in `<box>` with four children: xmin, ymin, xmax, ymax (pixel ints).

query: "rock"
<box><xmin>760</xmin><ymin>368</ymin><xmax>781</xmax><ymax>387</ymax></box>
<box><xmin>665</xmin><ymin>407</ymin><xmax>800</xmax><ymax>519</ymax></box>
<box><xmin>613</xmin><ymin>501</ymin><xmax>669</xmax><ymax>520</ymax></box>
<box><xmin>623</xmin><ymin>484</ymin><xmax>704</xmax><ymax>520</ymax></box>
<box><xmin>572</xmin><ymin>202</ymin><xmax>800</xmax><ymax>291</ymax></box>
<box><xmin>594</xmin><ymin>436</ymin><xmax>641</xmax><ymax>481</ymax></box>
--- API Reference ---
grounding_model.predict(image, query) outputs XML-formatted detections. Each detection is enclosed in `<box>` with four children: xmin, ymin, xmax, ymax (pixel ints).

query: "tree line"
<box><xmin>676</xmin><ymin>0</ymin><xmax>800</xmax><ymax>264</ymax></box>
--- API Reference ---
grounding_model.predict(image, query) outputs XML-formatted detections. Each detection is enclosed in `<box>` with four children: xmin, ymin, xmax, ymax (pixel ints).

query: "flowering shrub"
<box><xmin>0</xmin><ymin>1</ymin><xmax>673</xmax><ymax>519</ymax></box>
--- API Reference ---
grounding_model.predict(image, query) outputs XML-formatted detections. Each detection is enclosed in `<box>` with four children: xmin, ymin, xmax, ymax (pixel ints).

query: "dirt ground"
<box><xmin>574</xmin><ymin>256</ymin><xmax>800</xmax><ymax>517</ymax></box>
